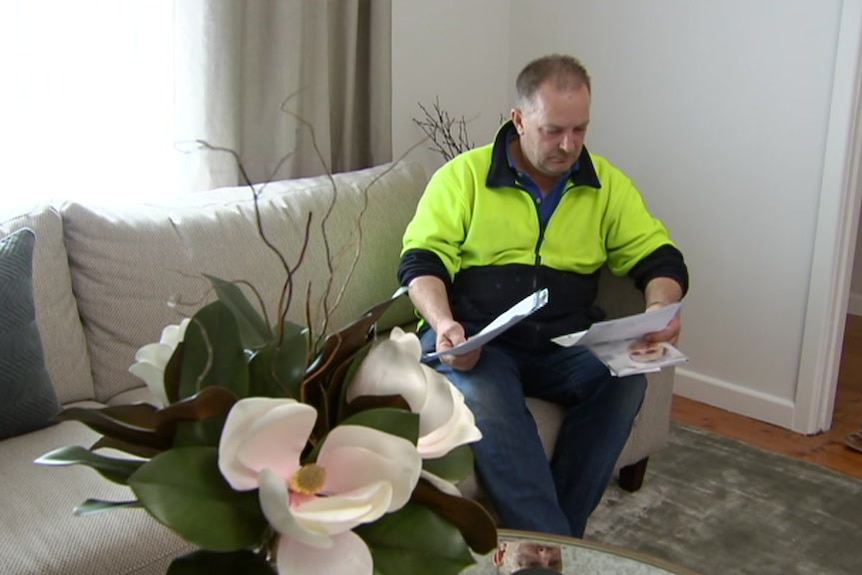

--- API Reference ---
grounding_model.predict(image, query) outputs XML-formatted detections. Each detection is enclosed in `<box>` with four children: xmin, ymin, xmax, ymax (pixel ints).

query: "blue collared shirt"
<box><xmin>506</xmin><ymin>136</ymin><xmax>579</xmax><ymax>224</ymax></box>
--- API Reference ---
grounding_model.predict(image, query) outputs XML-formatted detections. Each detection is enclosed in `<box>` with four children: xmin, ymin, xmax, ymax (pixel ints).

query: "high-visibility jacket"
<box><xmin>399</xmin><ymin>122</ymin><xmax>687</xmax><ymax>349</ymax></box>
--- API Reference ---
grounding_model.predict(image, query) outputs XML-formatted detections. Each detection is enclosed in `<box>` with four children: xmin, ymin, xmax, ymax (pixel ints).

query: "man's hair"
<box><xmin>515</xmin><ymin>54</ymin><xmax>591</xmax><ymax>109</ymax></box>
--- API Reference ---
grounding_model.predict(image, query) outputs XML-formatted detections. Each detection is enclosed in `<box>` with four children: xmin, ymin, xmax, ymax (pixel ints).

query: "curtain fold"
<box><xmin>175</xmin><ymin>0</ymin><xmax>392</xmax><ymax>194</ymax></box>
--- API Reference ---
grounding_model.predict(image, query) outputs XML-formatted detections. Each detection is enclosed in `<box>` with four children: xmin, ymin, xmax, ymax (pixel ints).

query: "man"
<box><xmin>397</xmin><ymin>54</ymin><xmax>688</xmax><ymax>537</ymax></box>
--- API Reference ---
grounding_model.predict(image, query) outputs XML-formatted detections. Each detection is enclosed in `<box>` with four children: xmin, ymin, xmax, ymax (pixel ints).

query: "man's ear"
<box><xmin>511</xmin><ymin>108</ymin><xmax>524</xmax><ymax>136</ymax></box>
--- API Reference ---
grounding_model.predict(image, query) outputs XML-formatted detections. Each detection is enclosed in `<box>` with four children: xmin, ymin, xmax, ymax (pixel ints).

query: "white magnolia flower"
<box><xmin>347</xmin><ymin>327</ymin><xmax>482</xmax><ymax>459</ymax></box>
<box><xmin>128</xmin><ymin>318</ymin><xmax>190</xmax><ymax>407</ymax></box>
<box><xmin>217</xmin><ymin>397</ymin><xmax>422</xmax><ymax>575</ymax></box>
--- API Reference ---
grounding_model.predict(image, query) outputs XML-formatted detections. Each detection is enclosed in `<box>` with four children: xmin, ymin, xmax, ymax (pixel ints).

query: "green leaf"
<box><xmin>356</xmin><ymin>503</ymin><xmax>477</xmax><ymax>575</ymax></box>
<box><xmin>55</xmin><ymin>404</ymin><xmax>171</xmax><ymax>451</ymax></box>
<box><xmin>338</xmin><ymin>408</ymin><xmax>419</xmax><ymax>445</ymax></box>
<box><xmin>167</xmin><ymin>549</ymin><xmax>275</xmax><ymax>575</ymax></box>
<box><xmin>129</xmin><ymin>447</ymin><xmax>267</xmax><ymax>551</ymax></box>
<box><xmin>35</xmin><ymin>445</ymin><xmax>144</xmax><ymax>485</ymax></box>
<box><xmin>172</xmin><ymin>417</ymin><xmax>227</xmax><ymax>448</ymax></box>
<box><xmin>204</xmin><ymin>274</ymin><xmax>272</xmax><ymax>349</ymax></box>
<box><xmin>421</xmin><ymin>444</ymin><xmax>475</xmax><ymax>484</ymax></box>
<box><xmin>410</xmin><ymin>478</ymin><xmax>498</xmax><ymax>554</ymax></box>
<box><xmin>179</xmin><ymin>301</ymin><xmax>250</xmax><ymax>400</ymax></box>
<box><xmin>247</xmin><ymin>326</ymin><xmax>308</xmax><ymax>399</ymax></box>
<box><xmin>74</xmin><ymin>498</ymin><xmax>140</xmax><ymax>516</ymax></box>
<box><xmin>157</xmin><ymin>386</ymin><xmax>238</xmax><ymax>428</ymax></box>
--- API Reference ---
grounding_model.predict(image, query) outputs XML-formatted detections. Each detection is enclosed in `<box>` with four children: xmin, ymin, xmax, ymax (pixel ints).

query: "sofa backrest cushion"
<box><xmin>0</xmin><ymin>206</ymin><xmax>95</xmax><ymax>404</ymax></box>
<box><xmin>61</xmin><ymin>161</ymin><xmax>426</xmax><ymax>402</ymax></box>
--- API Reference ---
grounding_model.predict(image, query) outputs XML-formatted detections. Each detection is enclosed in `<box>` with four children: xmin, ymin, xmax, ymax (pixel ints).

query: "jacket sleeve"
<box><xmin>397</xmin><ymin>248</ymin><xmax>451</xmax><ymax>287</ymax></box>
<box><xmin>628</xmin><ymin>244</ymin><xmax>689</xmax><ymax>296</ymax></box>
<box><xmin>399</xmin><ymin>162</ymin><xmax>472</xmax><ymax>280</ymax></box>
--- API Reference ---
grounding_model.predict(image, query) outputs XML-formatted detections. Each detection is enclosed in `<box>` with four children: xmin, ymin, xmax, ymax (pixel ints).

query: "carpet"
<box><xmin>585</xmin><ymin>423</ymin><xmax>862</xmax><ymax>575</ymax></box>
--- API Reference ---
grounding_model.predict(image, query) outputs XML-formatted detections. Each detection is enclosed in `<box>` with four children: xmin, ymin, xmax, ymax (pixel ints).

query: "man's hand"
<box><xmin>643</xmin><ymin>277</ymin><xmax>683</xmax><ymax>344</ymax></box>
<box><xmin>643</xmin><ymin>302</ymin><xmax>682</xmax><ymax>345</ymax></box>
<box><xmin>435</xmin><ymin>318</ymin><xmax>481</xmax><ymax>370</ymax></box>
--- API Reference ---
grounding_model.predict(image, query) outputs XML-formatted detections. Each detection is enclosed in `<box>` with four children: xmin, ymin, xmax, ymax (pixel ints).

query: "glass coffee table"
<box><xmin>463</xmin><ymin>529</ymin><xmax>699</xmax><ymax>574</ymax></box>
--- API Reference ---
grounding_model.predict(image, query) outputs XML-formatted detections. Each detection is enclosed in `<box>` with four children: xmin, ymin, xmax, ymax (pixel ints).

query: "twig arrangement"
<box><xmin>413</xmin><ymin>97</ymin><xmax>475</xmax><ymax>162</ymax></box>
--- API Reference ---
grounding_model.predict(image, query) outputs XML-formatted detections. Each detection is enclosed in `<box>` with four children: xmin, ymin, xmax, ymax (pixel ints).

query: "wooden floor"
<box><xmin>671</xmin><ymin>314</ymin><xmax>862</xmax><ymax>481</ymax></box>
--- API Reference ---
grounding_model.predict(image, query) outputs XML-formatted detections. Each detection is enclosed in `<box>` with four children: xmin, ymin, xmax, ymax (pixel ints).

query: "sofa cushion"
<box><xmin>62</xmin><ymin>161</ymin><xmax>426</xmax><ymax>402</ymax></box>
<box><xmin>0</xmin><ymin>206</ymin><xmax>95</xmax><ymax>404</ymax></box>
<box><xmin>1</xmin><ymin>418</ymin><xmax>192</xmax><ymax>575</ymax></box>
<box><xmin>0</xmin><ymin>228</ymin><xmax>60</xmax><ymax>438</ymax></box>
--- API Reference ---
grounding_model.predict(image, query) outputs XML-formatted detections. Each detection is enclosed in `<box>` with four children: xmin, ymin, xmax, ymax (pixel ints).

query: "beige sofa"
<box><xmin>0</xmin><ymin>161</ymin><xmax>673</xmax><ymax>575</ymax></box>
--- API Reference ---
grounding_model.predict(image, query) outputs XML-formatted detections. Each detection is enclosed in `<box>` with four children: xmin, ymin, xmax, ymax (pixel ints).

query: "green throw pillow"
<box><xmin>0</xmin><ymin>228</ymin><xmax>59</xmax><ymax>439</ymax></box>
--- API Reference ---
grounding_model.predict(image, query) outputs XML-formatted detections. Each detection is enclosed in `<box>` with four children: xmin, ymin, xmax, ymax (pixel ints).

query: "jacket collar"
<box><xmin>486</xmin><ymin>120</ymin><xmax>602</xmax><ymax>190</ymax></box>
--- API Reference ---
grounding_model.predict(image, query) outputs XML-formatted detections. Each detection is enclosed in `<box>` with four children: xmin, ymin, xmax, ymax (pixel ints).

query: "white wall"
<box><xmin>392</xmin><ymin>0</ymin><xmax>855</xmax><ymax>430</ymax></box>
<box><xmin>391</xmin><ymin>0</ymin><xmax>511</xmax><ymax>178</ymax></box>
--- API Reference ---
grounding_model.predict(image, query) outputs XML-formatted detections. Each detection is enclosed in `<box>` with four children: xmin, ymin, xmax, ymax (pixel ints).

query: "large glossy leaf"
<box><xmin>421</xmin><ymin>444</ymin><xmax>475</xmax><ymax>484</ymax></box>
<box><xmin>247</xmin><ymin>325</ymin><xmax>308</xmax><ymax>399</ymax></box>
<box><xmin>129</xmin><ymin>447</ymin><xmax>267</xmax><ymax>551</ymax></box>
<box><xmin>338</xmin><ymin>408</ymin><xmax>419</xmax><ymax>445</ymax></box>
<box><xmin>164</xmin><ymin>341</ymin><xmax>186</xmax><ymax>404</ymax></box>
<box><xmin>356</xmin><ymin>503</ymin><xmax>478</xmax><ymax>575</ymax></box>
<box><xmin>410</xmin><ymin>478</ymin><xmax>498</xmax><ymax>554</ymax></box>
<box><xmin>308</xmin><ymin>407</ymin><xmax>419</xmax><ymax>461</ymax></box>
<box><xmin>179</xmin><ymin>301</ymin><xmax>250</xmax><ymax>400</ymax></box>
<box><xmin>172</xmin><ymin>417</ymin><xmax>227</xmax><ymax>448</ymax></box>
<box><xmin>74</xmin><ymin>498</ymin><xmax>140</xmax><ymax>516</ymax></box>
<box><xmin>167</xmin><ymin>549</ymin><xmax>275</xmax><ymax>575</ymax></box>
<box><xmin>303</xmin><ymin>295</ymin><xmax>404</xmax><ymax>401</ymax></box>
<box><xmin>91</xmin><ymin>436</ymin><xmax>162</xmax><ymax>459</ymax></box>
<box><xmin>55</xmin><ymin>404</ymin><xmax>172</xmax><ymax>450</ymax></box>
<box><xmin>204</xmin><ymin>274</ymin><xmax>272</xmax><ymax>349</ymax></box>
<box><xmin>157</xmin><ymin>386</ymin><xmax>238</xmax><ymax>428</ymax></box>
<box><xmin>35</xmin><ymin>445</ymin><xmax>144</xmax><ymax>485</ymax></box>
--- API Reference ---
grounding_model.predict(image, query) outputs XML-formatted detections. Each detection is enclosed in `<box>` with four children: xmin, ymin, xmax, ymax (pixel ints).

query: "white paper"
<box><xmin>551</xmin><ymin>302</ymin><xmax>682</xmax><ymax>347</ymax></box>
<box><xmin>423</xmin><ymin>288</ymin><xmax>549</xmax><ymax>361</ymax></box>
<box><xmin>551</xmin><ymin>303</ymin><xmax>686</xmax><ymax>376</ymax></box>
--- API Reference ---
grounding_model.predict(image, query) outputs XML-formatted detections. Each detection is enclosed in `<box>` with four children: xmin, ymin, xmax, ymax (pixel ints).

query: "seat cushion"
<box><xmin>0</xmin><ymin>417</ymin><xmax>193</xmax><ymax>575</ymax></box>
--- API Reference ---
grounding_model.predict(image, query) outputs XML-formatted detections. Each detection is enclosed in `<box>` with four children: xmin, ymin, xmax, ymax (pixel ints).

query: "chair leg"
<box><xmin>618</xmin><ymin>457</ymin><xmax>649</xmax><ymax>492</ymax></box>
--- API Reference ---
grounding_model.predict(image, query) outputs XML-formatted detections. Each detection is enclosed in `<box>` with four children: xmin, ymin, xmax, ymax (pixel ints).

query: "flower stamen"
<box><xmin>289</xmin><ymin>463</ymin><xmax>326</xmax><ymax>495</ymax></box>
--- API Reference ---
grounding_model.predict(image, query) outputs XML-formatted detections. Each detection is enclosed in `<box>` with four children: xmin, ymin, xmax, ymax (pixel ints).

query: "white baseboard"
<box><xmin>673</xmin><ymin>368</ymin><xmax>796</xmax><ymax>430</ymax></box>
<box><xmin>848</xmin><ymin>291</ymin><xmax>862</xmax><ymax>316</ymax></box>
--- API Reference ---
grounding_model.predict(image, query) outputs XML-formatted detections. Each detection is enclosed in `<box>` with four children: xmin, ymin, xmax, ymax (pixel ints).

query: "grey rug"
<box><xmin>586</xmin><ymin>423</ymin><xmax>862</xmax><ymax>575</ymax></box>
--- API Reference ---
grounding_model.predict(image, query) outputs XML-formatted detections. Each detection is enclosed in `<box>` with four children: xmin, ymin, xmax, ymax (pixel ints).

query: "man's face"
<box><xmin>512</xmin><ymin>81</ymin><xmax>591</xmax><ymax>179</ymax></box>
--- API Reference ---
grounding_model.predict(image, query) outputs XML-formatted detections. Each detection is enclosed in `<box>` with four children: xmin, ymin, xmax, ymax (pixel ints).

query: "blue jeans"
<box><xmin>420</xmin><ymin>329</ymin><xmax>646</xmax><ymax>538</ymax></box>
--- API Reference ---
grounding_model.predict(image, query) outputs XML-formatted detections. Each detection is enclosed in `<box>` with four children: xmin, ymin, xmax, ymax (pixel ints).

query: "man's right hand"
<box><xmin>435</xmin><ymin>318</ymin><xmax>481</xmax><ymax>371</ymax></box>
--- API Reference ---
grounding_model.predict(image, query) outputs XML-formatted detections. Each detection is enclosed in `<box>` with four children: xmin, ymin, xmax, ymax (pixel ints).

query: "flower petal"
<box><xmin>420</xmin><ymin>469</ymin><xmax>462</xmax><ymax>497</ymax></box>
<box><xmin>319</xmin><ymin>425</ymin><xmax>421</xmax><ymax>512</ymax></box>
<box><xmin>160</xmin><ymin>318</ymin><xmax>190</xmax><ymax>347</ymax></box>
<box><xmin>276</xmin><ymin>530</ymin><xmax>373</xmax><ymax>575</ymax></box>
<box><xmin>128</xmin><ymin>360</ymin><xmax>169</xmax><ymax>407</ymax></box>
<box><xmin>259</xmin><ymin>468</ymin><xmax>332</xmax><ymax>549</ymax></box>
<box><xmin>346</xmin><ymin>333</ymin><xmax>427</xmax><ymax>410</ymax></box>
<box><xmin>415</xmin><ymin>366</ymin><xmax>457</xmax><ymax>435</ymax></box>
<box><xmin>218</xmin><ymin>398</ymin><xmax>316</xmax><ymax>490</ymax></box>
<box><xmin>292</xmin><ymin>481</ymin><xmax>392</xmax><ymax>534</ymax></box>
<box><xmin>417</xmin><ymin>378</ymin><xmax>482</xmax><ymax>459</ymax></box>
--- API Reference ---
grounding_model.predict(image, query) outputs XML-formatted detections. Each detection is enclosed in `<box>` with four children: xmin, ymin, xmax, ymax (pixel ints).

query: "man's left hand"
<box><xmin>644</xmin><ymin>304</ymin><xmax>681</xmax><ymax>345</ymax></box>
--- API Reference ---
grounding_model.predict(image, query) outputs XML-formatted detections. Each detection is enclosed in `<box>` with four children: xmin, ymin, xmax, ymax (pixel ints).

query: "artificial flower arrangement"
<box><xmin>35</xmin><ymin>158</ymin><xmax>497</xmax><ymax>574</ymax></box>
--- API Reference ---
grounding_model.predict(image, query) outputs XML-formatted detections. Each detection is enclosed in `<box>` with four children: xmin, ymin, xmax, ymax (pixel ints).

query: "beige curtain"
<box><xmin>174</xmin><ymin>0</ymin><xmax>392</xmax><ymax>193</ymax></box>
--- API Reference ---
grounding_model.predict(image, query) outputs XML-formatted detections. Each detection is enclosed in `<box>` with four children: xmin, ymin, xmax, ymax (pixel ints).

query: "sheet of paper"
<box><xmin>551</xmin><ymin>302</ymin><xmax>682</xmax><ymax>348</ymax></box>
<box><xmin>423</xmin><ymin>288</ymin><xmax>549</xmax><ymax>361</ymax></box>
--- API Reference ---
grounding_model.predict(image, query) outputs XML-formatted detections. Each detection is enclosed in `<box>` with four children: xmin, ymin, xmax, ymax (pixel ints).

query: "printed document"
<box><xmin>423</xmin><ymin>288</ymin><xmax>549</xmax><ymax>361</ymax></box>
<box><xmin>551</xmin><ymin>303</ymin><xmax>687</xmax><ymax>376</ymax></box>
